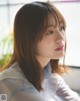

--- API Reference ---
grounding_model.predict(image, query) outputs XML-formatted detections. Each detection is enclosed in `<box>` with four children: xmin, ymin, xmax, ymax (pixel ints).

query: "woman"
<box><xmin>0</xmin><ymin>1</ymin><xmax>80</xmax><ymax>101</ymax></box>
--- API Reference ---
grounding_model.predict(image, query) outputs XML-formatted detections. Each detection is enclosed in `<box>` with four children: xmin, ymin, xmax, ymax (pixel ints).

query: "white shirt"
<box><xmin>0</xmin><ymin>62</ymin><xmax>80</xmax><ymax>101</ymax></box>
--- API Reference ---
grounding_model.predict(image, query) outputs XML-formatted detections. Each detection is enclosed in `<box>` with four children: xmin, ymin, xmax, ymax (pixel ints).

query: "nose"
<box><xmin>56</xmin><ymin>30</ymin><xmax>65</xmax><ymax>45</ymax></box>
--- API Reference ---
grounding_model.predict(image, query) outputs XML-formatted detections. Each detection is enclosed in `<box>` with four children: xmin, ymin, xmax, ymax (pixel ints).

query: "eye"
<box><xmin>47</xmin><ymin>30</ymin><xmax>54</xmax><ymax>35</ymax></box>
<box><xmin>59</xmin><ymin>26</ymin><xmax>65</xmax><ymax>31</ymax></box>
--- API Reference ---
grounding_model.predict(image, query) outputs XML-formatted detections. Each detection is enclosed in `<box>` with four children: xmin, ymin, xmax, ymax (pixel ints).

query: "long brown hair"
<box><xmin>1</xmin><ymin>1</ymin><xmax>66</xmax><ymax>91</ymax></box>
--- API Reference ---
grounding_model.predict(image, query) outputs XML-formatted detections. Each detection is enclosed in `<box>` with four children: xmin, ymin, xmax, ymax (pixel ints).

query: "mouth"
<box><xmin>55</xmin><ymin>46</ymin><xmax>64</xmax><ymax>51</ymax></box>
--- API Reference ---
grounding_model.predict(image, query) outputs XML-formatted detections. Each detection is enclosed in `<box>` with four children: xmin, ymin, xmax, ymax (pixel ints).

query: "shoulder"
<box><xmin>0</xmin><ymin>62</ymin><xmax>40</xmax><ymax>101</ymax></box>
<box><xmin>49</xmin><ymin>73</ymin><xmax>64</xmax><ymax>84</ymax></box>
<box><xmin>0</xmin><ymin>62</ymin><xmax>25</xmax><ymax>80</ymax></box>
<box><xmin>49</xmin><ymin>73</ymin><xmax>69</xmax><ymax>89</ymax></box>
<box><xmin>0</xmin><ymin>62</ymin><xmax>37</xmax><ymax>89</ymax></box>
<box><xmin>0</xmin><ymin>78</ymin><xmax>45</xmax><ymax>101</ymax></box>
<box><xmin>47</xmin><ymin>73</ymin><xmax>64</xmax><ymax>92</ymax></box>
<box><xmin>49</xmin><ymin>73</ymin><xmax>80</xmax><ymax>101</ymax></box>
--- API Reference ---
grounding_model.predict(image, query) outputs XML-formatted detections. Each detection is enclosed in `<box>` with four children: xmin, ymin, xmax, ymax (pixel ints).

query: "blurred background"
<box><xmin>0</xmin><ymin>0</ymin><xmax>80</xmax><ymax>94</ymax></box>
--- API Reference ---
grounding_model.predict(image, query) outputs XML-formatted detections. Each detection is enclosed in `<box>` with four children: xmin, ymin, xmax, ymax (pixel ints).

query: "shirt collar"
<box><xmin>44</xmin><ymin>62</ymin><xmax>51</xmax><ymax>79</ymax></box>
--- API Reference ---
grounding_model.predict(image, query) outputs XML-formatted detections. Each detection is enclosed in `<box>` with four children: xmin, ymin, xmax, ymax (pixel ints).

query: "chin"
<box><xmin>51</xmin><ymin>53</ymin><xmax>65</xmax><ymax>59</ymax></box>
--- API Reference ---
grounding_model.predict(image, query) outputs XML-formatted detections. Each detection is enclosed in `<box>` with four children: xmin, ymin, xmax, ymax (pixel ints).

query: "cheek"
<box><xmin>36</xmin><ymin>43</ymin><xmax>47</xmax><ymax>55</ymax></box>
<box><xmin>36</xmin><ymin>42</ymin><xmax>55</xmax><ymax>56</ymax></box>
<box><xmin>35</xmin><ymin>37</ymin><xmax>56</xmax><ymax>57</ymax></box>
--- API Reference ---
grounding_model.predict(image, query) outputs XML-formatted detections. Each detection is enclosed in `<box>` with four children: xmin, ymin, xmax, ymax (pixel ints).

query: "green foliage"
<box><xmin>0</xmin><ymin>33</ymin><xmax>13</xmax><ymax>67</ymax></box>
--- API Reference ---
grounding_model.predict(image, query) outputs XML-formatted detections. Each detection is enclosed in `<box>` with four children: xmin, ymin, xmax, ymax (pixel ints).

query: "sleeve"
<box><xmin>0</xmin><ymin>79</ymin><xmax>47</xmax><ymax>101</ymax></box>
<box><xmin>50</xmin><ymin>73</ymin><xmax>80</xmax><ymax>101</ymax></box>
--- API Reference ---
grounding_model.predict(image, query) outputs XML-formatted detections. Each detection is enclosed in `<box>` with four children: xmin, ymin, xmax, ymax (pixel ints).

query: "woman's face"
<box><xmin>36</xmin><ymin>14</ymin><xmax>66</xmax><ymax>60</ymax></box>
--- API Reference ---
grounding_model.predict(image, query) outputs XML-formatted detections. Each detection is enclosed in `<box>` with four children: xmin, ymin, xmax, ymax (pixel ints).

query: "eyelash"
<box><xmin>46</xmin><ymin>26</ymin><xmax>65</xmax><ymax>35</ymax></box>
<box><xmin>47</xmin><ymin>30</ymin><xmax>54</xmax><ymax>35</ymax></box>
<box><xmin>59</xmin><ymin>26</ymin><xmax>65</xmax><ymax>31</ymax></box>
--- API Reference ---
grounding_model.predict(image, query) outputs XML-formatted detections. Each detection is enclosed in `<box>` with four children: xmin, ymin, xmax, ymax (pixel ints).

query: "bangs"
<box><xmin>49</xmin><ymin>5</ymin><xmax>66</xmax><ymax>29</ymax></box>
<box><xmin>54</xmin><ymin>12</ymin><xmax>66</xmax><ymax>29</ymax></box>
<box><xmin>33</xmin><ymin>2</ymin><xmax>66</xmax><ymax>42</ymax></box>
<box><xmin>37</xmin><ymin>11</ymin><xmax>66</xmax><ymax>41</ymax></box>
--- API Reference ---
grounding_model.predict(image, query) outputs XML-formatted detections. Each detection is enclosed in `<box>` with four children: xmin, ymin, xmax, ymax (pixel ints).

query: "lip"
<box><xmin>55</xmin><ymin>46</ymin><xmax>64</xmax><ymax>51</ymax></box>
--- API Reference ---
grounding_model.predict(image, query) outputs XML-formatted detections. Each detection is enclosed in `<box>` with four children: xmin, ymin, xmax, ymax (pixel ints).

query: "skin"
<box><xmin>36</xmin><ymin>14</ymin><xmax>66</xmax><ymax>68</ymax></box>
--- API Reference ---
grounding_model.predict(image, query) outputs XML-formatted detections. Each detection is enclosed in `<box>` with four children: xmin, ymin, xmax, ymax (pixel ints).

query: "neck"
<box><xmin>36</xmin><ymin>56</ymin><xmax>50</xmax><ymax>68</ymax></box>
